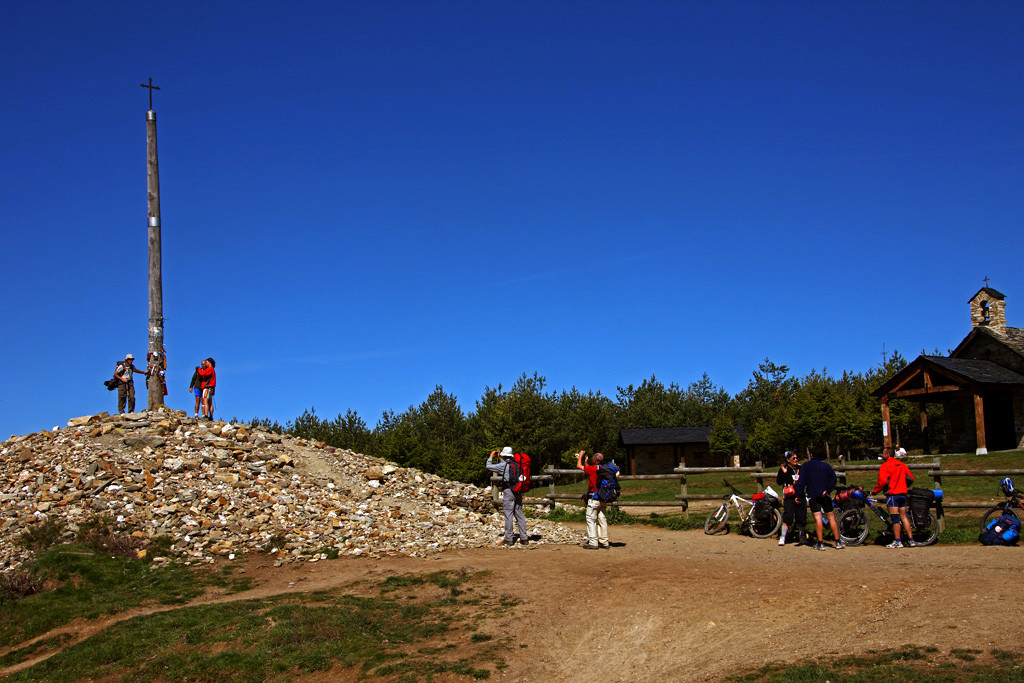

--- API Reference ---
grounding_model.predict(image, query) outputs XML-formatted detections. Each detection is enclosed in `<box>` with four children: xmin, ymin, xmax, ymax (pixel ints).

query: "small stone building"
<box><xmin>873</xmin><ymin>287</ymin><xmax>1024</xmax><ymax>454</ymax></box>
<box><xmin>618</xmin><ymin>426</ymin><xmax>747</xmax><ymax>475</ymax></box>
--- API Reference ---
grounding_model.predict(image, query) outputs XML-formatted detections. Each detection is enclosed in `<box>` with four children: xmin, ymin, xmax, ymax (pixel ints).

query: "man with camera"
<box><xmin>486</xmin><ymin>447</ymin><xmax>529</xmax><ymax>546</ymax></box>
<box><xmin>576</xmin><ymin>450</ymin><xmax>618</xmax><ymax>549</ymax></box>
<box><xmin>115</xmin><ymin>353</ymin><xmax>147</xmax><ymax>414</ymax></box>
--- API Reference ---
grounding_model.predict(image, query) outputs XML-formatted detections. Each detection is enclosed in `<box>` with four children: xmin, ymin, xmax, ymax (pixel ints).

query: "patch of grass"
<box><xmin>0</xmin><ymin>633</ymin><xmax>73</xmax><ymax>668</ymax></box>
<box><xmin>0</xmin><ymin>543</ymin><xmax>249</xmax><ymax>650</ymax></box>
<box><xmin>5</xmin><ymin>571</ymin><xmax>507</xmax><ymax>682</ymax></box>
<box><xmin>729</xmin><ymin>644</ymin><xmax>1024</xmax><ymax>682</ymax></box>
<box><xmin>470</xmin><ymin>632</ymin><xmax>492</xmax><ymax>642</ymax></box>
<box><xmin>379</xmin><ymin>569</ymin><xmax>475</xmax><ymax>594</ymax></box>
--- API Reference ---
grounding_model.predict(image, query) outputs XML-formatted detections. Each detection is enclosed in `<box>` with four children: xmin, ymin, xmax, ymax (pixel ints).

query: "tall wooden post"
<box><xmin>919</xmin><ymin>401</ymin><xmax>930</xmax><ymax>455</ymax></box>
<box><xmin>973</xmin><ymin>390</ymin><xmax>988</xmax><ymax>455</ymax></box>
<box><xmin>881</xmin><ymin>397</ymin><xmax>893</xmax><ymax>448</ymax></box>
<box><xmin>142</xmin><ymin>79</ymin><xmax>165</xmax><ymax>410</ymax></box>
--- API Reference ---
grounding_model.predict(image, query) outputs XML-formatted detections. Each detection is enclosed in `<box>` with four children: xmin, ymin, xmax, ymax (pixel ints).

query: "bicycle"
<box><xmin>979</xmin><ymin>479</ymin><xmax>1024</xmax><ymax>531</ymax></box>
<box><xmin>836</xmin><ymin>488</ymin><xmax>938</xmax><ymax>546</ymax></box>
<box><xmin>704</xmin><ymin>479</ymin><xmax>782</xmax><ymax>538</ymax></box>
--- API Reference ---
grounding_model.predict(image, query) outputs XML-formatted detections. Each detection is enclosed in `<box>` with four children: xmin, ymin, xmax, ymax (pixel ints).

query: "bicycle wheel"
<box><xmin>980</xmin><ymin>506</ymin><xmax>1019</xmax><ymax>532</ymax></box>
<box><xmin>837</xmin><ymin>508</ymin><xmax>870</xmax><ymax>546</ymax></box>
<box><xmin>911</xmin><ymin>510</ymin><xmax>939</xmax><ymax>546</ymax></box>
<box><xmin>749</xmin><ymin>507</ymin><xmax>782</xmax><ymax>538</ymax></box>
<box><xmin>704</xmin><ymin>504</ymin><xmax>729</xmax><ymax>534</ymax></box>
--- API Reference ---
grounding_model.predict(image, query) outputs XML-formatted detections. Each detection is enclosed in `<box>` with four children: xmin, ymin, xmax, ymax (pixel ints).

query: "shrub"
<box><xmin>17</xmin><ymin>518</ymin><xmax>68</xmax><ymax>553</ymax></box>
<box><xmin>0</xmin><ymin>569</ymin><xmax>44</xmax><ymax>603</ymax></box>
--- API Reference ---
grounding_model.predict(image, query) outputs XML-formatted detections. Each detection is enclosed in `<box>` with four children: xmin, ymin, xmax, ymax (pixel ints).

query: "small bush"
<box><xmin>75</xmin><ymin>514</ymin><xmax>143</xmax><ymax>559</ymax></box>
<box><xmin>17</xmin><ymin>518</ymin><xmax>68</xmax><ymax>553</ymax></box>
<box><xmin>0</xmin><ymin>570</ymin><xmax>44</xmax><ymax>603</ymax></box>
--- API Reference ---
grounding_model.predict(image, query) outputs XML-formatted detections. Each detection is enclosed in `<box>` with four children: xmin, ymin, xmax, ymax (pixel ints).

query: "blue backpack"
<box><xmin>980</xmin><ymin>515</ymin><xmax>1020</xmax><ymax>546</ymax></box>
<box><xmin>593</xmin><ymin>464</ymin><xmax>621</xmax><ymax>503</ymax></box>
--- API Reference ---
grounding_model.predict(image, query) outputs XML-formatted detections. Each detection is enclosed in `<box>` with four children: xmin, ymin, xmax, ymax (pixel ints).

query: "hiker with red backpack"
<box><xmin>485</xmin><ymin>447</ymin><xmax>530</xmax><ymax>546</ymax></box>
<box><xmin>576</xmin><ymin>450</ymin><xmax>620</xmax><ymax>549</ymax></box>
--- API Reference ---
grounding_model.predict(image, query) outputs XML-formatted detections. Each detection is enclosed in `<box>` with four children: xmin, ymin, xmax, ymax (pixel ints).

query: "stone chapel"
<box><xmin>873</xmin><ymin>287</ymin><xmax>1024</xmax><ymax>454</ymax></box>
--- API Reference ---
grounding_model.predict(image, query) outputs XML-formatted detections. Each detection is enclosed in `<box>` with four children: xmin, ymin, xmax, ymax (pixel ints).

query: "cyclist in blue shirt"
<box><xmin>794</xmin><ymin>450</ymin><xmax>845</xmax><ymax>551</ymax></box>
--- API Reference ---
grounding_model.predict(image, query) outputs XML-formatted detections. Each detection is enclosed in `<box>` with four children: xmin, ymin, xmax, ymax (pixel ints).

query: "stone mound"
<box><xmin>0</xmin><ymin>410</ymin><xmax>580</xmax><ymax>569</ymax></box>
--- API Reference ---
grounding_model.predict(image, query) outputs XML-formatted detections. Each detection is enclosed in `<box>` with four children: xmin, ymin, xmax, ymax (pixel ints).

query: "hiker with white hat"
<box><xmin>114</xmin><ymin>353</ymin><xmax>146</xmax><ymax>414</ymax></box>
<box><xmin>485</xmin><ymin>447</ymin><xmax>529</xmax><ymax>546</ymax></box>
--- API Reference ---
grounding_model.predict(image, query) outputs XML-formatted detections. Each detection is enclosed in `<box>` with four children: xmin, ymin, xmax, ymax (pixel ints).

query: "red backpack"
<box><xmin>510</xmin><ymin>453</ymin><xmax>532</xmax><ymax>493</ymax></box>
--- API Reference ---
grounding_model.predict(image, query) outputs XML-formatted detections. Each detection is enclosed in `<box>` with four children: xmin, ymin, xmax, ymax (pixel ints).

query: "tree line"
<box><xmin>246</xmin><ymin>353</ymin><xmax>936</xmax><ymax>485</ymax></box>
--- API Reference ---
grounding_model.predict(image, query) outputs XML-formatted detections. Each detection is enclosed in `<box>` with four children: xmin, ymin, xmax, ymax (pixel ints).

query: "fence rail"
<box><xmin>490</xmin><ymin>459</ymin><xmax>1017</xmax><ymax>524</ymax></box>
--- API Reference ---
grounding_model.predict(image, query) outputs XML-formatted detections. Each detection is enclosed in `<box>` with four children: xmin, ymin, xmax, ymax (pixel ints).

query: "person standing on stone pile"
<box><xmin>188</xmin><ymin>364</ymin><xmax>204</xmax><ymax>418</ymax></box>
<box><xmin>115</xmin><ymin>353</ymin><xmax>146</xmax><ymax>414</ymax></box>
<box><xmin>196</xmin><ymin>358</ymin><xmax>217</xmax><ymax>420</ymax></box>
<box><xmin>486</xmin><ymin>447</ymin><xmax>529</xmax><ymax>546</ymax></box>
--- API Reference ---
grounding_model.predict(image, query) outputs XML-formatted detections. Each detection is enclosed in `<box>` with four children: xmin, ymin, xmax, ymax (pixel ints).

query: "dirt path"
<box><xmin>6</xmin><ymin>524</ymin><xmax>1024</xmax><ymax>681</ymax></box>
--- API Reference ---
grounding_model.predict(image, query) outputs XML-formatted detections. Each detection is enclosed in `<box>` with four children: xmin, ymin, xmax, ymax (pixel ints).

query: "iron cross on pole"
<box><xmin>140</xmin><ymin>77</ymin><xmax>160</xmax><ymax>110</ymax></box>
<box><xmin>983</xmin><ymin>276</ymin><xmax>991</xmax><ymax>288</ymax></box>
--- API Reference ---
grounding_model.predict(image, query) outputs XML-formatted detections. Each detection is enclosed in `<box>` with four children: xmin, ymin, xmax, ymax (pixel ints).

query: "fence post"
<box><xmin>549</xmin><ymin>466</ymin><xmax>557</xmax><ymax>508</ymax></box>
<box><xmin>755</xmin><ymin>461</ymin><xmax>764</xmax><ymax>492</ymax></box>
<box><xmin>680</xmin><ymin>470</ymin><xmax>689</xmax><ymax>520</ymax></box>
<box><xmin>931</xmin><ymin>465</ymin><xmax>944</xmax><ymax>532</ymax></box>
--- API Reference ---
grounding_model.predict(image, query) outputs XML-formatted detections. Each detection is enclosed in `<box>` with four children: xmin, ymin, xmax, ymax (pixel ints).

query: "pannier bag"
<box><xmin>752</xmin><ymin>498</ymin><xmax>774</xmax><ymax>525</ymax></box>
<box><xmin>908</xmin><ymin>488</ymin><xmax>935</xmax><ymax>527</ymax></box>
<box><xmin>836</xmin><ymin>486</ymin><xmax>865</xmax><ymax>511</ymax></box>
<box><xmin>763</xmin><ymin>486</ymin><xmax>782</xmax><ymax>508</ymax></box>
<box><xmin>980</xmin><ymin>515</ymin><xmax>1020</xmax><ymax>546</ymax></box>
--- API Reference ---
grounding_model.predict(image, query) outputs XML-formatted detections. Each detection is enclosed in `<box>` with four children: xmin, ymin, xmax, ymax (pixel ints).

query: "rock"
<box><xmin>163</xmin><ymin>457</ymin><xmax>185</xmax><ymax>473</ymax></box>
<box><xmin>124</xmin><ymin>436</ymin><xmax>166</xmax><ymax>449</ymax></box>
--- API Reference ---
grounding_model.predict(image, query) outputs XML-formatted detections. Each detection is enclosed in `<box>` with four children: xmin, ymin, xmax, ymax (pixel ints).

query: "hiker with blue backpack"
<box><xmin>486</xmin><ymin>447</ymin><xmax>530</xmax><ymax>547</ymax></box>
<box><xmin>576</xmin><ymin>450</ymin><xmax>620</xmax><ymax>550</ymax></box>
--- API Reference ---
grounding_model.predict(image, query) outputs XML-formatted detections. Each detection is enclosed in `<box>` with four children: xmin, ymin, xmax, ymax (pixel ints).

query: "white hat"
<box><xmin>499</xmin><ymin>446</ymin><xmax>514</xmax><ymax>459</ymax></box>
<box><xmin>125</xmin><ymin>353</ymin><xmax>135</xmax><ymax>360</ymax></box>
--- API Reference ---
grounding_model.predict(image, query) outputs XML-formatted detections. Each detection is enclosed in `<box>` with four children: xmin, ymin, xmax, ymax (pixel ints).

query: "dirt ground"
<box><xmin>6</xmin><ymin>523</ymin><xmax>1024</xmax><ymax>681</ymax></box>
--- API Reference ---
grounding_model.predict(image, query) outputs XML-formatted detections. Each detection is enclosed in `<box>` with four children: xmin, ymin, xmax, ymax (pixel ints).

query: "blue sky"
<box><xmin>2</xmin><ymin>0</ymin><xmax>1022</xmax><ymax>438</ymax></box>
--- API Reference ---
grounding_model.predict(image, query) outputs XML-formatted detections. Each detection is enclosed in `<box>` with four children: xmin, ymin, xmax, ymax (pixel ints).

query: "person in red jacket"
<box><xmin>872</xmin><ymin>446</ymin><xmax>915</xmax><ymax>548</ymax></box>
<box><xmin>196</xmin><ymin>358</ymin><xmax>217</xmax><ymax>421</ymax></box>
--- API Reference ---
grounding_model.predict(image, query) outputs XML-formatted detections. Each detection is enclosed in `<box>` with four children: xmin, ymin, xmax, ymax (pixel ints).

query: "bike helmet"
<box><xmin>1000</xmin><ymin>477</ymin><xmax>1015</xmax><ymax>496</ymax></box>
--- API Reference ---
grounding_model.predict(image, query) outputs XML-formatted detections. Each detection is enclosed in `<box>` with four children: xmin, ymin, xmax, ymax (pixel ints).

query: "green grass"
<box><xmin>0</xmin><ymin>544</ymin><xmax>253</xmax><ymax>652</ymax></box>
<box><xmin>4</xmin><ymin>569</ymin><xmax>507</xmax><ymax>682</ymax></box>
<box><xmin>729</xmin><ymin>645</ymin><xmax>1024</xmax><ymax>682</ymax></box>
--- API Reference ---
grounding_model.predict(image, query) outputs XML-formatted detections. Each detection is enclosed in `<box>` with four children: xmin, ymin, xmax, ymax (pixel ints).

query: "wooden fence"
<box><xmin>491</xmin><ymin>460</ymin><xmax>1024</xmax><ymax>524</ymax></box>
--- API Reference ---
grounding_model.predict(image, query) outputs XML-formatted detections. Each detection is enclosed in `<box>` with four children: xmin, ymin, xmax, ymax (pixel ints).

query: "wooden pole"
<box><xmin>880</xmin><ymin>397</ymin><xmax>892</xmax><ymax>448</ymax></box>
<box><xmin>973</xmin><ymin>390</ymin><xmax>988</xmax><ymax>455</ymax></box>
<box><xmin>144</xmin><ymin>87</ymin><xmax>165</xmax><ymax>411</ymax></box>
<box><xmin>919</xmin><ymin>401</ymin><xmax>930</xmax><ymax>455</ymax></box>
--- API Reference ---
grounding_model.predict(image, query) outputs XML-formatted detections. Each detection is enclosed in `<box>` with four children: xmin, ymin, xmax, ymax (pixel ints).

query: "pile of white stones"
<box><xmin>0</xmin><ymin>410</ymin><xmax>580</xmax><ymax>568</ymax></box>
